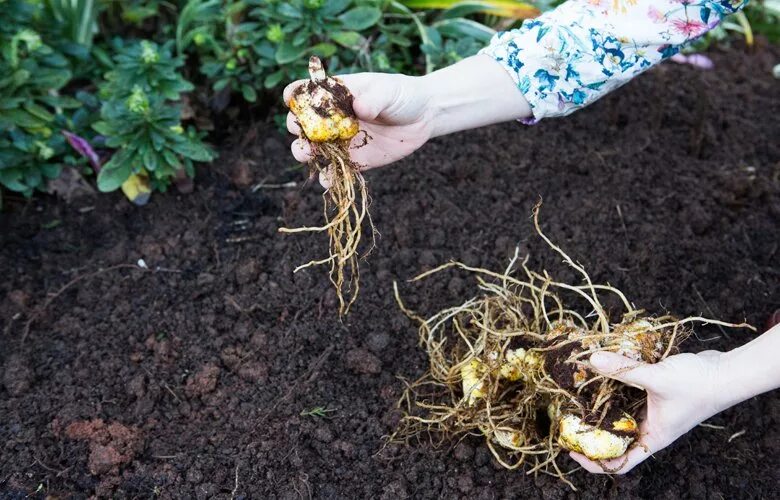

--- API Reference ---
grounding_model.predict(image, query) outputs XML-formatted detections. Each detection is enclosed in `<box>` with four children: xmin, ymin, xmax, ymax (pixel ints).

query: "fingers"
<box><xmin>589</xmin><ymin>352</ymin><xmax>654</xmax><ymax>390</ymax></box>
<box><xmin>286</xmin><ymin>112</ymin><xmax>301</xmax><ymax>136</ymax></box>
<box><xmin>283</xmin><ymin>80</ymin><xmax>305</xmax><ymax>105</ymax></box>
<box><xmin>318</xmin><ymin>170</ymin><xmax>331</xmax><ymax>189</ymax></box>
<box><xmin>291</xmin><ymin>139</ymin><xmax>312</xmax><ymax>164</ymax></box>
<box><xmin>569</xmin><ymin>443</ymin><xmax>654</xmax><ymax>475</ymax></box>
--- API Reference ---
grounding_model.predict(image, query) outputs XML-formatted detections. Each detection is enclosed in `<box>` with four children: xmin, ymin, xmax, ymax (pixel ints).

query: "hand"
<box><xmin>284</xmin><ymin>55</ymin><xmax>533</xmax><ymax>186</ymax></box>
<box><xmin>570</xmin><ymin>349</ymin><xmax>726</xmax><ymax>474</ymax></box>
<box><xmin>283</xmin><ymin>72</ymin><xmax>435</xmax><ymax>175</ymax></box>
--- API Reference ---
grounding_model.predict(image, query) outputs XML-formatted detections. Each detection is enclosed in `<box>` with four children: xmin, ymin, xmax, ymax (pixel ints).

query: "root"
<box><xmin>280</xmin><ymin>140</ymin><xmax>376</xmax><ymax>316</ymax></box>
<box><xmin>389</xmin><ymin>206</ymin><xmax>753</xmax><ymax>488</ymax></box>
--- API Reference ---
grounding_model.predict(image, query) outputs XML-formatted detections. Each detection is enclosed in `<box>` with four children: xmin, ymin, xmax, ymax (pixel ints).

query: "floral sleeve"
<box><xmin>479</xmin><ymin>0</ymin><xmax>749</xmax><ymax>122</ymax></box>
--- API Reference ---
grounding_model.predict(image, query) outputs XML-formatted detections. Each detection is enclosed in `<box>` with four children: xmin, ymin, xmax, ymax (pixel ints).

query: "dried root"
<box><xmin>279</xmin><ymin>56</ymin><xmax>375</xmax><ymax>316</ymax></box>
<box><xmin>389</xmin><ymin>204</ymin><xmax>753</xmax><ymax>489</ymax></box>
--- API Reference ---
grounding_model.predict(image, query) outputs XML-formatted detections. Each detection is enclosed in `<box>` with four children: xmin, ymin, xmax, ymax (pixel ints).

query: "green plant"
<box><xmin>300</xmin><ymin>406</ymin><xmax>337</xmax><ymax>418</ymax></box>
<box><xmin>178</xmin><ymin>0</ymin><xmax>517</xmax><ymax>104</ymax></box>
<box><xmin>691</xmin><ymin>0</ymin><xmax>780</xmax><ymax>50</ymax></box>
<box><xmin>93</xmin><ymin>40</ymin><xmax>214</xmax><ymax>192</ymax></box>
<box><xmin>44</xmin><ymin>0</ymin><xmax>101</xmax><ymax>49</ymax></box>
<box><xmin>0</xmin><ymin>3</ymin><xmax>82</xmax><ymax>197</ymax></box>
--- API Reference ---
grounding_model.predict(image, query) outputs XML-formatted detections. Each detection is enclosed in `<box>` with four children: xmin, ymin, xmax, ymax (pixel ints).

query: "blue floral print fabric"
<box><xmin>480</xmin><ymin>0</ymin><xmax>748</xmax><ymax>122</ymax></box>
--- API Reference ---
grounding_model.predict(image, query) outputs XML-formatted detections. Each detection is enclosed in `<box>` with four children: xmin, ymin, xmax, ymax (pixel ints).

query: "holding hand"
<box><xmin>573</xmin><ymin>322</ymin><xmax>780</xmax><ymax>474</ymax></box>
<box><xmin>284</xmin><ymin>55</ymin><xmax>533</xmax><ymax>185</ymax></box>
<box><xmin>284</xmin><ymin>73</ymin><xmax>434</xmax><ymax>173</ymax></box>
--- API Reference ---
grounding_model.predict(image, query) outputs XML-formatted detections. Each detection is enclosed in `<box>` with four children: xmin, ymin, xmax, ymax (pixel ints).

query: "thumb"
<box><xmin>589</xmin><ymin>352</ymin><xmax>654</xmax><ymax>390</ymax></box>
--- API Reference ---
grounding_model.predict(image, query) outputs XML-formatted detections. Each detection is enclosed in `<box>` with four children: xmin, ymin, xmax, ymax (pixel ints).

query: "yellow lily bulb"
<box><xmin>498</xmin><ymin>348</ymin><xmax>541</xmax><ymax>381</ymax></box>
<box><xmin>121</xmin><ymin>172</ymin><xmax>151</xmax><ymax>206</ymax></box>
<box><xmin>557</xmin><ymin>414</ymin><xmax>637</xmax><ymax>460</ymax></box>
<box><xmin>288</xmin><ymin>56</ymin><xmax>359</xmax><ymax>143</ymax></box>
<box><xmin>612</xmin><ymin>320</ymin><xmax>663</xmax><ymax>362</ymax></box>
<box><xmin>461</xmin><ymin>358</ymin><xmax>487</xmax><ymax>406</ymax></box>
<box><xmin>491</xmin><ymin>428</ymin><xmax>526</xmax><ymax>451</ymax></box>
<box><xmin>611</xmin><ymin>415</ymin><xmax>639</xmax><ymax>434</ymax></box>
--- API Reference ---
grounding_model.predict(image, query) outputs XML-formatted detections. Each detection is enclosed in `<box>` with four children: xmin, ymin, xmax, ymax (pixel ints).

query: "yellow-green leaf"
<box><xmin>401</xmin><ymin>0</ymin><xmax>539</xmax><ymax>19</ymax></box>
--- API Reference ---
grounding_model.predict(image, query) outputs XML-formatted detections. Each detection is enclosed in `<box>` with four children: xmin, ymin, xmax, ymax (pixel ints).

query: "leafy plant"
<box><xmin>44</xmin><ymin>0</ymin><xmax>101</xmax><ymax>49</ymax></box>
<box><xmin>0</xmin><ymin>6</ymin><xmax>81</xmax><ymax>197</ymax></box>
<box><xmin>300</xmin><ymin>406</ymin><xmax>337</xmax><ymax>418</ymax></box>
<box><xmin>94</xmin><ymin>40</ymin><xmax>214</xmax><ymax>192</ymax></box>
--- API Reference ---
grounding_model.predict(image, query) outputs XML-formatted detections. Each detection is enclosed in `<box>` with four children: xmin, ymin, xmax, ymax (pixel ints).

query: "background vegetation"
<box><xmin>0</xmin><ymin>0</ymin><xmax>776</xmax><ymax>204</ymax></box>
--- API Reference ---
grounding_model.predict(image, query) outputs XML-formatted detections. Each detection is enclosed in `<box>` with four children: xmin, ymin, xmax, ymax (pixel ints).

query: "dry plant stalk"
<box><xmin>279</xmin><ymin>56</ymin><xmax>375</xmax><ymax>316</ymax></box>
<box><xmin>390</xmin><ymin>204</ymin><xmax>753</xmax><ymax>489</ymax></box>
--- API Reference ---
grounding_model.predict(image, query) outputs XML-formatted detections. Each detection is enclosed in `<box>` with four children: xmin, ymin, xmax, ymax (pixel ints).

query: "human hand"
<box><xmin>570</xmin><ymin>349</ymin><xmax>727</xmax><ymax>474</ymax></box>
<box><xmin>284</xmin><ymin>55</ymin><xmax>533</xmax><ymax>186</ymax></box>
<box><xmin>284</xmin><ymin>72</ymin><xmax>435</xmax><ymax>177</ymax></box>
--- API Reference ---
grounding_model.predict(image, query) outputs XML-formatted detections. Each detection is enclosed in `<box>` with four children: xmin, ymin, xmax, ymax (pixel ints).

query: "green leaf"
<box><xmin>319</xmin><ymin>0</ymin><xmax>351</xmax><ymax>17</ymax></box>
<box><xmin>433</xmin><ymin>18</ymin><xmax>495</xmax><ymax>43</ymax></box>
<box><xmin>0</xmin><ymin>170</ymin><xmax>29</xmax><ymax>194</ymax></box>
<box><xmin>213</xmin><ymin>77</ymin><xmax>231</xmax><ymax>91</ymax></box>
<box><xmin>163</xmin><ymin>149</ymin><xmax>180</xmax><ymax>168</ymax></box>
<box><xmin>338</xmin><ymin>6</ymin><xmax>382</xmax><ymax>30</ymax></box>
<box><xmin>3</xmin><ymin>109</ymin><xmax>46</xmax><ymax>129</ymax></box>
<box><xmin>39</xmin><ymin>95</ymin><xmax>82</xmax><ymax>109</ymax></box>
<box><xmin>310</xmin><ymin>43</ymin><xmax>338</xmax><ymax>58</ymax></box>
<box><xmin>277</xmin><ymin>3</ymin><xmax>303</xmax><ymax>18</ymax></box>
<box><xmin>23</xmin><ymin>103</ymin><xmax>55</xmax><ymax>123</ymax></box>
<box><xmin>97</xmin><ymin>155</ymin><xmax>133</xmax><ymax>192</ymax></box>
<box><xmin>142</xmin><ymin>145</ymin><xmax>159</xmax><ymax>171</ymax></box>
<box><xmin>275</xmin><ymin>42</ymin><xmax>308</xmax><ymax>64</ymax></box>
<box><xmin>330</xmin><ymin>31</ymin><xmax>363</xmax><ymax>47</ymax></box>
<box><xmin>241</xmin><ymin>84</ymin><xmax>258</xmax><ymax>102</ymax></box>
<box><xmin>264</xmin><ymin>70</ymin><xmax>285</xmax><ymax>89</ymax></box>
<box><xmin>92</xmin><ymin>120</ymin><xmax>113</xmax><ymax>136</ymax></box>
<box><xmin>172</xmin><ymin>140</ymin><xmax>213</xmax><ymax>162</ymax></box>
<box><xmin>292</xmin><ymin>30</ymin><xmax>310</xmax><ymax>46</ymax></box>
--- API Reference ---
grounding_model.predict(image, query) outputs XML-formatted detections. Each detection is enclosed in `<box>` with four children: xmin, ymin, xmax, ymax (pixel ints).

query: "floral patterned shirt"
<box><xmin>480</xmin><ymin>0</ymin><xmax>748</xmax><ymax>122</ymax></box>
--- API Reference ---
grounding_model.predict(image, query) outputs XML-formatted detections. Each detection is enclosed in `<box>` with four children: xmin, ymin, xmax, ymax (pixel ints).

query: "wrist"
<box><xmin>711</xmin><ymin>324</ymin><xmax>780</xmax><ymax>414</ymax></box>
<box><xmin>416</xmin><ymin>55</ymin><xmax>532</xmax><ymax>138</ymax></box>
<box><xmin>710</xmin><ymin>350</ymin><xmax>734</xmax><ymax>415</ymax></box>
<box><xmin>714</xmin><ymin>345</ymin><xmax>760</xmax><ymax>413</ymax></box>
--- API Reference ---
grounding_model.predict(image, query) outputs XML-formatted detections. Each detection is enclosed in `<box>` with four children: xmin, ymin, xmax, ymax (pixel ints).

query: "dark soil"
<box><xmin>2</xmin><ymin>47</ymin><xmax>779</xmax><ymax>499</ymax></box>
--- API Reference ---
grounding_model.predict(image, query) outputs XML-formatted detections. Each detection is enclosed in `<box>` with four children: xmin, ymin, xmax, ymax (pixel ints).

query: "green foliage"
<box><xmin>4</xmin><ymin>0</ymin><xmax>772</xmax><ymax>205</ymax></box>
<box><xmin>102</xmin><ymin>40</ymin><xmax>194</xmax><ymax>100</ymax></box>
<box><xmin>176</xmin><ymin>0</ymin><xmax>502</xmax><ymax>102</ymax></box>
<box><xmin>300</xmin><ymin>406</ymin><xmax>337</xmax><ymax>418</ymax></box>
<box><xmin>44</xmin><ymin>0</ymin><xmax>101</xmax><ymax>48</ymax></box>
<box><xmin>94</xmin><ymin>41</ymin><xmax>214</xmax><ymax>192</ymax></box>
<box><xmin>0</xmin><ymin>2</ymin><xmax>79</xmax><ymax>197</ymax></box>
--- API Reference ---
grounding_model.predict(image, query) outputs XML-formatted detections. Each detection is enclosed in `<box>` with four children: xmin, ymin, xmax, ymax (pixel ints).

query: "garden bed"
<box><xmin>1</xmin><ymin>47</ymin><xmax>779</xmax><ymax>498</ymax></box>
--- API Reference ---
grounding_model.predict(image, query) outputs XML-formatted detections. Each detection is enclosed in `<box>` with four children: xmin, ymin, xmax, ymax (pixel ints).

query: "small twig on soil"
<box><xmin>692</xmin><ymin>284</ymin><xmax>730</xmax><ymax>340</ymax></box>
<box><xmin>225</xmin><ymin>234</ymin><xmax>265</xmax><ymax>244</ymax></box>
<box><xmin>23</xmin><ymin>264</ymin><xmax>143</xmax><ymax>342</ymax></box>
<box><xmin>151</xmin><ymin>454</ymin><xmax>181</xmax><ymax>459</ymax></box>
<box><xmin>142</xmin><ymin>367</ymin><xmax>182</xmax><ymax>403</ymax></box>
<box><xmin>615</xmin><ymin>204</ymin><xmax>629</xmax><ymax>249</ymax></box>
<box><xmin>727</xmin><ymin>429</ymin><xmax>746</xmax><ymax>443</ymax></box>
<box><xmin>162</xmin><ymin>382</ymin><xmax>181</xmax><ymax>403</ymax></box>
<box><xmin>698</xmin><ymin>423</ymin><xmax>726</xmax><ymax>430</ymax></box>
<box><xmin>33</xmin><ymin>457</ymin><xmax>71</xmax><ymax>477</ymax></box>
<box><xmin>251</xmin><ymin>180</ymin><xmax>298</xmax><ymax>191</ymax></box>
<box><xmin>231</xmin><ymin>462</ymin><xmax>240</xmax><ymax>499</ymax></box>
<box><xmin>225</xmin><ymin>295</ymin><xmax>262</xmax><ymax>314</ymax></box>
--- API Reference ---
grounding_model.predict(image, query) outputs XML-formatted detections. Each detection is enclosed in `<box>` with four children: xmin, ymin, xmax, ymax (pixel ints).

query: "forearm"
<box><xmin>418</xmin><ymin>55</ymin><xmax>532</xmax><ymax>138</ymax></box>
<box><xmin>716</xmin><ymin>325</ymin><xmax>780</xmax><ymax>411</ymax></box>
<box><xmin>480</xmin><ymin>0</ymin><xmax>749</xmax><ymax>122</ymax></box>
